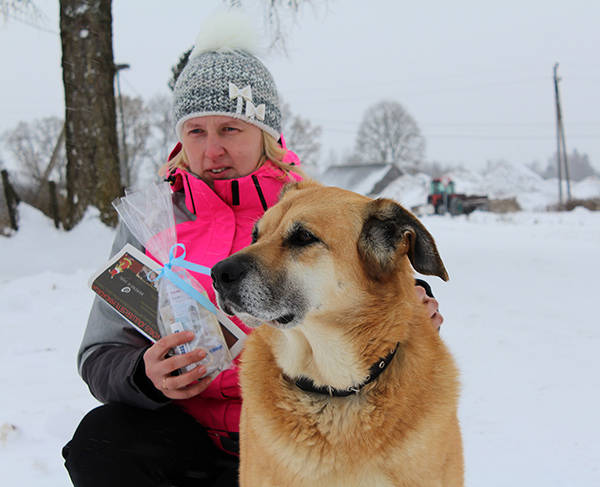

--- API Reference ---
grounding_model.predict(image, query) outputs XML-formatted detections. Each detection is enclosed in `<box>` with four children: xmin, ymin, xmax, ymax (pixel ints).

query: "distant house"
<box><xmin>316</xmin><ymin>163</ymin><xmax>405</xmax><ymax>197</ymax></box>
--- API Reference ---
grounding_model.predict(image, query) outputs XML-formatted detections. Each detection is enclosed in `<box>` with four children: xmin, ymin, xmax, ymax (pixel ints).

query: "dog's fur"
<box><xmin>212</xmin><ymin>180</ymin><xmax>463</xmax><ymax>487</ymax></box>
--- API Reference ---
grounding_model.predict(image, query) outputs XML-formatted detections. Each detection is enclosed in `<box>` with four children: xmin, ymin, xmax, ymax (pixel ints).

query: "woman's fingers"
<box><xmin>415</xmin><ymin>285</ymin><xmax>444</xmax><ymax>331</ymax></box>
<box><xmin>162</xmin><ymin>367</ymin><xmax>213</xmax><ymax>400</ymax></box>
<box><xmin>145</xmin><ymin>331</ymin><xmax>195</xmax><ymax>362</ymax></box>
<box><xmin>143</xmin><ymin>332</ymin><xmax>211</xmax><ymax>399</ymax></box>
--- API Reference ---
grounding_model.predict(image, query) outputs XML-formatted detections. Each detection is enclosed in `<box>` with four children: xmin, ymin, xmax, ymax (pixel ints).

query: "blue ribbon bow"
<box><xmin>153</xmin><ymin>243</ymin><xmax>216</xmax><ymax>315</ymax></box>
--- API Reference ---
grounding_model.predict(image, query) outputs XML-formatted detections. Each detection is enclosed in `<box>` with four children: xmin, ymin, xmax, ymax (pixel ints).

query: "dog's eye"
<box><xmin>251</xmin><ymin>226</ymin><xmax>259</xmax><ymax>244</ymax></box>
<box><xmin>288</xmin><ymin>229</ymin><xmax>319</xmax><ymax>247</ymax></box>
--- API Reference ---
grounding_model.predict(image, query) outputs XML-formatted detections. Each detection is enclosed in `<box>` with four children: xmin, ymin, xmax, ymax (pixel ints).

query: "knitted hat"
<box><xmin>173</xmin><ymin>11</ymin><xmax>281</xmax><ymax>141</ymax></box>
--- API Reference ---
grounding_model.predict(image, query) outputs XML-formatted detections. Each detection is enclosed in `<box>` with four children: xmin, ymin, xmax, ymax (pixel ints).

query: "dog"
<box><xmin>212</xmin><ymin>180</ymin><xmax>463</xmax><ymax>486</ymax></box>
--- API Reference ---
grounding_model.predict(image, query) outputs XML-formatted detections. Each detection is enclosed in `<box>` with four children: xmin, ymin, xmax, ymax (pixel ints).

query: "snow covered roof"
<box><xmin>316</xmin><ymin>163</ymin><xmax>403</xmax><ymax>196</ymax></box>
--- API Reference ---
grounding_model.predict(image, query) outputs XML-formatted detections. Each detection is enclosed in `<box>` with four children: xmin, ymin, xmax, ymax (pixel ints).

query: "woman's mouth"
<box><xmin>210</xmin><ymin>167</ymin><xmax>228</xmax><ymax>174</ymax></box>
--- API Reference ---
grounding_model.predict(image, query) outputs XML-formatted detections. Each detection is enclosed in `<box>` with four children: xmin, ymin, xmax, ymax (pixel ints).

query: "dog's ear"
<box><xmin>278</xmin><ymin>179</ymin><xmax>323</xmax><ymax>201</ymax></box>
<box><xmin>279</xmin><ymin>181</ymin><xmax>301</xmax><ymax>200</ymax></box>
<box><xmin>358</xmin><ymin>198</ymin><xmax>449</xmax><ymax>281</ymax></box>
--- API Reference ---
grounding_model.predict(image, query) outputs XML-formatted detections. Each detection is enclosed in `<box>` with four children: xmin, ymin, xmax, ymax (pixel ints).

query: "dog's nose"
<box><xmin>211</xmin><ymin>259</ymin><xmax>246</xmax><ymax>290</ymax></box>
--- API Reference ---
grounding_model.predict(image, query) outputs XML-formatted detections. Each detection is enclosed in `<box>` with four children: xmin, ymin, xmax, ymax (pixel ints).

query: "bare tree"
<box><xmin>1</xmin><ymin>117</ymin><xmax>67</xmax><ymax>227</ymax></box>
<box><xmin>224</xmin><ymin>0</ymin><xmax>329</xmax><ymax>54</ymax></box>
<box><xmin>145</xmin><ymin>95</ymin><xmax>177</xmax><ymax>179</ymax></box>
<box><xmin>543</xmin><ymin>149</ymin><xmax>598</xmax><ymax>182</ymax></box>
<box><xmin>115</xmin><ymin>94</ymin><xmax>178</xmax><ymax>187</ymax></box>
<box><xmin>281</xmin><ymin>100</ymin><xmax>322</xmax><ymax>169</ymax></box>
<box><xmin>59</xmin><ymin>0</ymin><xmax>122</xmax><ymax>230</ymax></box>
<box><xmin>353</xmin><ymin>100</ymin><xmax>425</xmax><ymax>169</ymax></box>
<box><xmin>2</xmin><ymin>117</ymin><xmax>66</xmax><ymax>187</ymax></box>
<box><xmin>116</xmin><ymin>95</ymin><xmax>151</xmax><ymax>188</ymax></box>
<box><xmin>0</xmin><ymin>0</ymin><xmax>39</xmax><ymax>19</ymax></box>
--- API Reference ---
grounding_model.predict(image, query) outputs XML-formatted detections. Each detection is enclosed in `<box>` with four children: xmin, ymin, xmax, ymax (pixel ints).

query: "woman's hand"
<box><xmin>143</xmin><ymin>331</ymin><xmax>213</xmax><ymax>400</ymax></box>
<box><xmin>415</xmin><ymin>285</ymin><xmax>444</xmax><ymax>331</ymax></box>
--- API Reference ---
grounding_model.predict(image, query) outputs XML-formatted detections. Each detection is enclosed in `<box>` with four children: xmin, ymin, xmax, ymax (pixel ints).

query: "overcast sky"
<box><xmin>1</xmin><ymin>0</ymin><xmax>599</xmax><ymax>171</ymax></box>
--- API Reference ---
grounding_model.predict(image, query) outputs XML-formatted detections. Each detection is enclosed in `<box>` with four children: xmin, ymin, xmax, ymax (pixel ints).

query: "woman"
<box><xmin>63</xmin><ymin>12</ymin><xmax>442</xmax><ymax>487</ymax></box>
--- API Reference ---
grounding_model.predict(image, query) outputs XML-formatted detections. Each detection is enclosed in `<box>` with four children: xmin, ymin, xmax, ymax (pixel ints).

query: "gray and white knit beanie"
<box><xmin>173</xmin><ymin>11</ymin><xmax>281</xmax><ymax>141</ymax></box>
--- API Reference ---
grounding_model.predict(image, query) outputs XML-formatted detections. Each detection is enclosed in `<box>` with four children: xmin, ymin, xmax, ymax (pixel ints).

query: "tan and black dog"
<box><xmin>212</xmin><ymin>180</ymin><xmax>463</xmax><ymax>487</ymax></box>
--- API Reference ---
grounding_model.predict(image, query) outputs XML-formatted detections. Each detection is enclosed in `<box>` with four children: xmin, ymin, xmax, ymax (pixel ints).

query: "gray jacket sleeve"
<box><xmin>77</xmin><ymin>221</ymin><xmax>170</xmax><ymax>409</ymax></box>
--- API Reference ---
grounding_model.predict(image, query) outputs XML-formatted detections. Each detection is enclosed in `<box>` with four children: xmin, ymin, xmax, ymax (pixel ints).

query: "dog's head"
<box><xmin>212</xmin><ymin>180</ymin><xmax>448</xmax><ymax>330</ymax></box>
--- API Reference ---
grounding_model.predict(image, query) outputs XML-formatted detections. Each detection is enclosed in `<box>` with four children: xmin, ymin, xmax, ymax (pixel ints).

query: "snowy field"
<box><xmin>1</xmin><ymin>196</ymin><xmax>600</xmax><ymax>486</ymax></box>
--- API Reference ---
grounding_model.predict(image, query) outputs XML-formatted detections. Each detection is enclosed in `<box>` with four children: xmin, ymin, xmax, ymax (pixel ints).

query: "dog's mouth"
<box><xmin>216</xmin><ymin>300</ymin><xmax>239</xmax><ymax>320</ymax></box>
<box><xmin>217</xmin><ymin>297</ymin><xmax>298</xmax><ymax>329</ymax></box>
<box><xmin>262</xmin><ymin>312</ymin><xmax>298</xmax><ymax>330</ymax></box>
<box><xmin>260</xmin><ymin>311</ymin><xmax>301</xmax><ymax>330</ymax></box>
<box><xmin>274</xmin><ymin>313</ymin><xmax>295</xmax><ymax>326</ymax></box>
<box><xmin>248</xmin><ymin>310</ymin><xmax>299</xmax><ymax>329</ymax></box>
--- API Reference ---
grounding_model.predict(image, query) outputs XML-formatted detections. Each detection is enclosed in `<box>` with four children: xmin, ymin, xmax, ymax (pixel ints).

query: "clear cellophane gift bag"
<box><xmin>113</xmin><ymin>182</ymin><xmax>232</xmax><ymax>378</ymax></box>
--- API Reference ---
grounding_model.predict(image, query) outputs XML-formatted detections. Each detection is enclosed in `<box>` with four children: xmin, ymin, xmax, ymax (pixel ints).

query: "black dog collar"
<box><xmin>293</xmin><ymin>343</ymin><xmax>400</xmax><ymax>397</ymax></box>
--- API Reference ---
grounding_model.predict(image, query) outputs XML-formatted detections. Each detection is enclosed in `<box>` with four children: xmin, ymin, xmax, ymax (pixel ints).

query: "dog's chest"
<box><xmin>257</xmin><ymin>396</ymin><xmax>397</xmax><ymax>485</ymax></box>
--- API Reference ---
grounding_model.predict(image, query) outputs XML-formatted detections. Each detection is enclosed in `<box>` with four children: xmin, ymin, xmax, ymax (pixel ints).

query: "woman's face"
<box><xmin>181</xmin><ymin>116</ymin><xmax>264</xmax><ymax>187</ymax></box>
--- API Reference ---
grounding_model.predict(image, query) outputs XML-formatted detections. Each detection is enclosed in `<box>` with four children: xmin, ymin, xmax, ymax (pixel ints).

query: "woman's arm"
<box><xmin>80</xmin><ymin>339</ymin><xmax>169</xmax><ymax>408</ymax></box>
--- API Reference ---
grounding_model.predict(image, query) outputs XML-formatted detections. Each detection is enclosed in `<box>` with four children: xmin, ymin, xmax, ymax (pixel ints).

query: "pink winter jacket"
<box><xmin>164</xmin><ymin>152</ymin><xmax>302</xmax><ymax>453</ymax></box>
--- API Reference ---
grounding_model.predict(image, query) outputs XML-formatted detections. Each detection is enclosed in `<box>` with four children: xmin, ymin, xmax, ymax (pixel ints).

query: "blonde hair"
<box><xmin>159</xmin><ymin>131</ymin><xmax>306</xmax><ymax>179</ymax></box>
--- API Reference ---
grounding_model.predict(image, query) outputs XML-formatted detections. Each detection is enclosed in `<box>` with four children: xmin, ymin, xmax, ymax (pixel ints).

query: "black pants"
<box><xmin>62</xmin><ymin>403</ymin><xmax>239</xmax><ymax>487</ymax></box>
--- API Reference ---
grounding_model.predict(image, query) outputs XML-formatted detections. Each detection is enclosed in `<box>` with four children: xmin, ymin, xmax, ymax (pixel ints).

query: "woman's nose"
<box><xmin>205</xmin><ymin>133</ymin><xmax>225</xmax><ymax>160</ymax></box>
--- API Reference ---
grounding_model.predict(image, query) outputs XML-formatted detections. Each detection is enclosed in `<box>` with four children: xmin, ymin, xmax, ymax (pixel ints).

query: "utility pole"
<box><xmin>553</xmin><ymin>63</ymin><xmax>571</xmax><ymax>207</ymax></box>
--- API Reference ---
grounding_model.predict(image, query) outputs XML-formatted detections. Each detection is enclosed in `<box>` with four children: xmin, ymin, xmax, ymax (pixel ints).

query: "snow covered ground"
<box><xmin>1</xmin><ymin>179</ymin><xmax>600</xmax><ymax>486</ymax></box>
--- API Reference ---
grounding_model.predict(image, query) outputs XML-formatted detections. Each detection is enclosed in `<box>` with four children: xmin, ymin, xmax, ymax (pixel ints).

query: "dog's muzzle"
<box><xmin>212</xmin><ymin>255</ymin><xmax>304</xmax><ymax>329</ymax></box>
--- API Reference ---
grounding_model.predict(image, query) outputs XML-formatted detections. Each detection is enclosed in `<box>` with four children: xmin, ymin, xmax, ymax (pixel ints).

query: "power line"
<box><xmin>322</xmin><ymin>127</ymin><xmax>599</xmax><ymax>141</ymax></box>
<box><xmin>289</xmin><ymin>77</ymin><xmax>550</xmax><ymax>107</ymax></box>
<box><xmin>284</xmin><ymin>64</ymin><xmax>553</xmax><ymax>95</ymax></box>
<box><xmin>316</xmin><ymin>118</ymin><xmax>600</xmax><ymax>128</ymax></box>
<box><xmin>118</xmin><ymin>72</ymin><xmax>143</xmax><ymax>98</ymax></box>
<box><xmin>4</xmin><ymin>13</ymin><xmax>58</xmax><ymax>35</ymax></box>
<box><xmin>423</xmin><ymin>121</ymin><xmax>600</xmax><ymax>128</ymax></box>
<box><xmin>425</xmin><ymin>134</ymin><xmax>599</xmax><ymax>141</ymax></box>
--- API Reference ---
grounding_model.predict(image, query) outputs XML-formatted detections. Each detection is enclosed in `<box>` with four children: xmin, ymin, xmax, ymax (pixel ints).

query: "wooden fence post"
<box><xmin>1</xmin><ymin>169</ymin><xmax>20</xmax><ymax>231</ymax></box>
<box><xmin>48</xmin><ymin>180</ymin><xmax>61</xmax><ymax>229</ymax></box>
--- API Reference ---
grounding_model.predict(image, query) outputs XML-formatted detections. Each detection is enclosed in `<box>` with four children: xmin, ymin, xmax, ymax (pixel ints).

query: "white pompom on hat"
<box><xmin>173</xmin><ymin>11</ymin><xmax>281</xmax><ymax>141</ymax></box>
<box><xmin>190</xmin><ymin>10</ymin><xmax>261</xmax><ymax>57</ymax></box>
